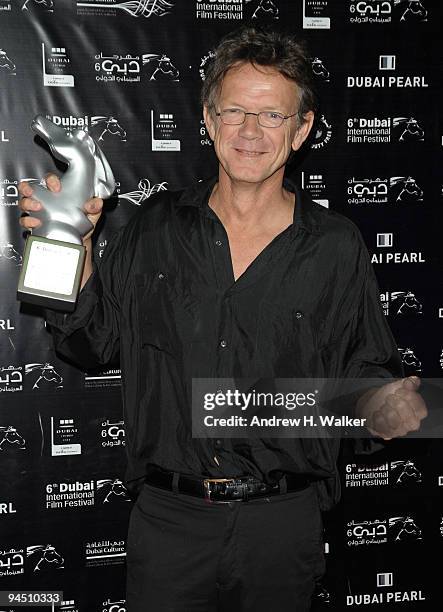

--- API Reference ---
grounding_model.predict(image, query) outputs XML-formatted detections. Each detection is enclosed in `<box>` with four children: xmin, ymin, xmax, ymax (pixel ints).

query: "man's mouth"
<box><xmin>234</xmin><ymin>148</ymin><xmax>266</xmax><ymax>156</ymax></box>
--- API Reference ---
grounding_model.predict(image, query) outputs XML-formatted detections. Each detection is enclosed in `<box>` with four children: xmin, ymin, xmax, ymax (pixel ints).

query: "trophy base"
<box><xmin>17</xmin><ymin>235</ymin><xmax>86</xmax><ymax>312</ymax></box>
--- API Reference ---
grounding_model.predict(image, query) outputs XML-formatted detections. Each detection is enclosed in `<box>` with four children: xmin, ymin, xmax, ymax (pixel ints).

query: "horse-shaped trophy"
<box><xmin>17</xmin><ymin>115</ymin><xmax>115</xmax><ymax>311</ymax></box>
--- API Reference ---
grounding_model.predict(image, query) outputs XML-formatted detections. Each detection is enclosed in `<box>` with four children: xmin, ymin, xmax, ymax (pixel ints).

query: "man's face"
<box><xmin>204</xmin><ymin>62</ymin><xmax>314</xmax><ymax>186</ymax></box>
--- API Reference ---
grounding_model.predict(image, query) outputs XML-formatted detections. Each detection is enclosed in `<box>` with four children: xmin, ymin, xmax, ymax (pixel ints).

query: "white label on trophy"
<box><xmin>24</xmin><ymin>241</ymin><xmax>80</xmax><ymax>295</ymax></box>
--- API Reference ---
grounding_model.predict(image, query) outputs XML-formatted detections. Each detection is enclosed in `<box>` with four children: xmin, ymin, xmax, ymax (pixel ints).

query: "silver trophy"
<box><xmin>17</xmin><ymin>115</ymin><xmax>115</xmax><ymax>311</ymax></box>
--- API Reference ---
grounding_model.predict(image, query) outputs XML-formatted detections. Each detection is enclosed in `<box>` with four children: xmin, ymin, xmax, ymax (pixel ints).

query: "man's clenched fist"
<box><xmin>357</xmin><ymin>376</ymin><xmax>427</xmax><ymax>440</ymax></box>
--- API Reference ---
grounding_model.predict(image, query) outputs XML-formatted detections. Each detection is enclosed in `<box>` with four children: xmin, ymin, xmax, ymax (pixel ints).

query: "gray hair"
<box><xmin>201</xmin><ymin>26</ymin><xmax>318</xmax><ymax>125</ymax></box>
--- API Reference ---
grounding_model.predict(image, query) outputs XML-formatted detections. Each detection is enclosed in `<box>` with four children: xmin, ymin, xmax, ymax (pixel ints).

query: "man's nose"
<box><xmin>238</xmin><ymin>113</ymin><xmax>263</xmax><ymax>138</ymax></box>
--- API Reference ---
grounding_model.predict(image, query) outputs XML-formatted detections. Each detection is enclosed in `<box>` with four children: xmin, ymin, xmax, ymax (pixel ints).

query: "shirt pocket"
<box><xmin>134</xmin><ymin>269</ymin><xmax>201</xmax><ymax>357</ymax></box>
<box><xmin>256</xmin><ymin>299</ymin><xmax>322</xmax><ymax>375</ymax></box>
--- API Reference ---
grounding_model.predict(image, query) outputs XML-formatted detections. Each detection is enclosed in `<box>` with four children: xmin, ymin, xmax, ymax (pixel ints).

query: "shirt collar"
<box><xmin>175</xmin><ymin>175</ymin><xmax>323</xmax><ymax>236</ymax></box>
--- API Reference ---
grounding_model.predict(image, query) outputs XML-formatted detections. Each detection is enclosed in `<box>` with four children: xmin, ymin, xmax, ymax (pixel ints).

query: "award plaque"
<box><xmin>17</xmin><ymin>115</ymin><xmax>115</xmax><ymax>311</ymax></box>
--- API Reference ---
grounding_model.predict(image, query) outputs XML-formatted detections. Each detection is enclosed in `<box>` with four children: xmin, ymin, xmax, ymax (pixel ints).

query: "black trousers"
<box><xmin>126</xmin><ymin>482</ymin><xmax>325</xmax><ymax>612</ymax></box>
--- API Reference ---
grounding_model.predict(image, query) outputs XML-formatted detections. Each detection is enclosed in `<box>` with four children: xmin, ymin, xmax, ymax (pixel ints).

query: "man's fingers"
<box><xmin>402</xmin><ymin>376</ymin><xmax>421</xmax><ymax>390</ymax></box>
<box><xmin>19</xmin><ymin>215</ymin><xmax>42</xmax><ymax>230</ymax></box>
<box><xmin>19</xmin><ymin>196</ymin><xmax>42</xmax><ymax>213</ymax></box>
<box><xmin>411</xmin><ymin>393</ymin><xmax>427</xmax><ymax>420</ymax></box>
<box><xmin>84</xmin><ymin>197</ymin><xmax>103</xmax><ymax>215</ymax></box>
<box><xmin>44</xmin><ymin>173</ymin><xmax>61</xmax><ymax>192</ymax></box>
<box><xmin>18</xmin><ymin>180</ymin><xmax>34</xmax><ymax>198</ymax></box>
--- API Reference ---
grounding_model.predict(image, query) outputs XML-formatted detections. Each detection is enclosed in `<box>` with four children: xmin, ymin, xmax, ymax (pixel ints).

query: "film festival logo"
<box><xmin>395</xmin><ymin>0</ymin><xmax>427</xmax><ymax>21</ymax></box>
<box><xmin>347</xmin><ymin>514</ymin><xmax>422</xmax><ymax>547</ymax></box>
<box><xmin>46</xmin><ymin>114</ymin><xmax>127</xmax><ymax>143</ymax></box>
<box><xmin>101</xmin><ymin>418</ymin><xmax>125</xmax><ymax>448</ymax></box>
<box><xmin>391</xmin><ymin>460</ymin><xmax>422</xmax><ymax>484</ymax></box>
<box><xmin>346</xmin><ymin>115</ymin><xmax>424</xmax><ymax>144</ymax></box>
<box><xmin>0</xmin><ymin>425</ymin><xmax>26</xmax><ymax>452</ymax></box>
<box><xmin>0</xmin><ymin>242</ymin><xmax>22</xmax><ymax>265</ymax></box>
<box><xmin>399</xmin><ymin>347</ymin><xmax>422</xmax><ymax>374</ymax></box>
<box><xmin>26</xmin><ymin>544</ymin><xmax>64</xmax><ymax>572</ymax></box>
<box><xmin>311</xmin><ymin>57</ymin><xmax>330</xmax><ymax>83</ymax></box>
<box><xmin>345</xmin><ymin>460</ymin><xmax>422</xmax><ymax>488</ymax></box>
<box><xmin>0</xmin><ymin>179</ymin><xmax>19</xmax><ymax>207</ymax></box>
<box><xmin>0</xmin><ymin>49</ymin><xmax>16</xmax><ymax>75</ymax></box>
<box><xmin>77</xmin><ymin>0</ymin><xmax>173</xmax><ymax>18</ymax></box>
<box><xmin>25</xmin><ymin>362</ymin><xmax>63</xmax><ymax>390</ymax></box>
<box><xmin>394</xmin><ymin>117</ymin><xmax>424</xmax><ymax>141</ymax></box>
<box><xmin>0</xmin><ymin>548</ymin><xmax>25</xmax><ymax>577</ymax></box>
<box><xmin>22</xmin><ymin>0</ymin><xmax>54</xmax><ymax>12</ymax></box>
<box><xmin>247</xmin><ymin>0</ymin><xmax>279</xmax><ymax>20</ymax></box>
<box><xmin>95</xmin><ymin>52</ymin><xmax>179</xmax><ymax>84</ymax></box>
<box><xmin>347</xmin><ymin>176</ymin><xmax>423</xmax><ymax>205</ymax></box>
<box><xmin>96</xmin><ymin>479</ymin><xmax>132</xmax><ymax>504</ymax></box>
<box><xmin>380</xmin><ymin>291</ymin><xmax>423</xmax><ymax>317</ymax></box>
<box><xmin>0</xmin><ymin>366</ymin><xmax>23</xmax><ymax>393</ymax></box>
<box><xmin>349</xmin><ymin>0</ymin><xmax>428</xmax><ymax>23</ymax></box>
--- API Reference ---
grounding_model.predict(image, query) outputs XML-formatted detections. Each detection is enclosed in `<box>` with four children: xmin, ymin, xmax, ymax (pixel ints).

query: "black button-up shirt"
<box><xmin>47</xmin><ymin>177</ymin><xmax>403</xmax><ymax>509</ymax></box>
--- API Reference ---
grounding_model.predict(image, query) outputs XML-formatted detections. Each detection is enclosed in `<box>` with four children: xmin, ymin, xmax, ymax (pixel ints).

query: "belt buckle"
<box><xmin>203</xmin><ymin>478</ymin><xmax>235</xmax><ymax>503</ymax></box>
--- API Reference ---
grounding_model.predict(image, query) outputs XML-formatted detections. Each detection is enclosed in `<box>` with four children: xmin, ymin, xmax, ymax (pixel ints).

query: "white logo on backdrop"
<box><xmin>312</xmin><ymin>57</ymin><xmax>330</xmax><ymax>82</ymax></box>
<box><xmin>97</xmin><ymin>478</ymin><xmax>132</xmax><ymax>503</ymax></box>
<box><xmin>0</xmin><ymin>426</ymin><xmax>26</xmax><ymax>451</ymax></box>
<box><xmin>22</xmin><ymin>0</ymin><xmax>54</xmax><ymax>11</ymax></box>
<box><xmin>398</xmin><ymin>347</ymin><xmax>422</xmax><ymax>372</ymax></box>
<box><xmin>77</xmin><ymin>0</ymin><xmax>173</xmax><ymax>18</ymax></box>
<box><xmin>395</xmin><ymin>0</ymin><xmax>427</xmax><ymax>21</ymax></box>
<box><xmin>27</xmin><ymin>544</ymin><xmax>65</xmax><ymax>572</ymax></box>
<box><xmin>0</xmin><ymin>49</ymin><xmax>16</xmax><ymax>73</ymax></box>
<box><xmin>25</xmin><ymin>363</ymin><xmax>63</xmax><ymax>390</ymax></box>
<box><xmin>391</xmin><ymin>291</ymin><xmax>423</xmax><ymax>314</ymax></box>
<box><xmin>91</xmin><ymin>116</ymin><xmax>127</xmax><ymax>141</ymax></box>
<box><xmin>393</xmin><ymin>117</ymin><xmax>424</xmax><ymax>141</ymax></box>
<box><xmin>391</xmin><ymin>460</ymin><xmax>422</xmax><ymax>483</ymax></box>
<box><xmin>248</xmin><ymin>0</ymin><xmax>279</xmax><ymax>20</ymax></box>
<box><xmin>119</xmin><ymin>178</ymin><xmax>167</xmax><ymax>206</ymax></box>
<box><xmin>0</xmin><ymin>243</ymin><xmax>22</xmax><ymax>265</ymax></box>
<box><xmin>142</xmin><ymin>54</ymin><xmax>179</xmax><ymax>81</ymax></box>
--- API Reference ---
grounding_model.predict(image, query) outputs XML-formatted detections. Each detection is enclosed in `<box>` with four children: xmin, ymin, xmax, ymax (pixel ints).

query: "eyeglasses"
<box><xmin>215</xmin><ymin>108</ymin><xmax>298</xmax><ymax>128</ymax></box>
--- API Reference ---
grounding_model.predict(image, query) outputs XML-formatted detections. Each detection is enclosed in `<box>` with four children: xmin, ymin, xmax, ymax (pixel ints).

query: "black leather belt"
<box><xmin>145</xmin><ymin>469</ymin><xmax>310</xmax><ymax>503</ymax></box>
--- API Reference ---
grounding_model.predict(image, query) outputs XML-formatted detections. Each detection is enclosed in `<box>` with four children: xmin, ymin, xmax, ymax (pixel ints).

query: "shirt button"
<box><xmin>215</xmin><ymin>439</ymin><xmax>223</xmax><ymax>449</ymax></box>
<box><xmin>219</xmin><ymin>339</ymin><xmax>227</xmax><ymax>348</ymax></box>
<box><xmin>295</xmin><ymin>311</ymin><xmax>303</xmax><ymax>319</ymax></box>
<box><xmin>215</xmin><ymin>240</ymin><xmax>223</xmax><ymax>247</ymax></box>
<box><xmin>158</xmin><ymin>273</ymin><xmax>165</xmax><ymax>280</ymax></box>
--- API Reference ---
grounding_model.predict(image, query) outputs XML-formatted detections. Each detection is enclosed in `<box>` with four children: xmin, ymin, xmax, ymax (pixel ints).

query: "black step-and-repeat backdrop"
<box><xmin>1</xmin><ymin>1</ymin><xmax>442</xmax><ymax>610</ymax></box>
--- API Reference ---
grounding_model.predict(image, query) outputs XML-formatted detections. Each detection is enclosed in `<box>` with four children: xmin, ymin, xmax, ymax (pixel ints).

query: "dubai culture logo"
<box><xmin>22</xmin><ymin>0</ymin><xmax>54</xmax><ymax>12</ymax></box>
<box><xmin>119</xmin><ymin>178</ymin><xmax>167</xmax><ymax>205</ymax></box>
<box><xmin>77</xmin><ymin>0</ymin><xmax>173</xmax><ymax>18</ymax></box>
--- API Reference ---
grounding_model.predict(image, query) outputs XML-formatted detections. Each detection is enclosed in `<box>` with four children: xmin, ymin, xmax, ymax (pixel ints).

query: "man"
<box><xmin>19</xmin><ymin>26</ymin><xmax>426</xmax><ymax>612</ymax></box>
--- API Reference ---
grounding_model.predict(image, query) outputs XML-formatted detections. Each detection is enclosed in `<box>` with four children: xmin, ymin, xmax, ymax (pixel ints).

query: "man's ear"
<box><xmin>291</xmin><ymin>111</ymin><xmax>315</xmax><ymax>151</ymax></box>
<box><xmin>203</xmin><ymin>105</ymin><xmax>216</xmax><ymax>141</ymax></box>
